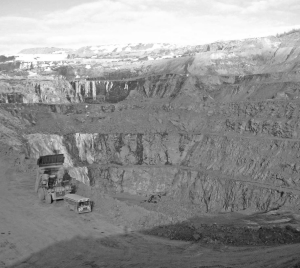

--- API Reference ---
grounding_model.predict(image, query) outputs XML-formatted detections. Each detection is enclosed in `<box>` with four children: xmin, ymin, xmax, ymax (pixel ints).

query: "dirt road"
<box><xmin>0</xmin><ymin>150</ymin><xmax>300</xmax><ymax>268</ymax></box>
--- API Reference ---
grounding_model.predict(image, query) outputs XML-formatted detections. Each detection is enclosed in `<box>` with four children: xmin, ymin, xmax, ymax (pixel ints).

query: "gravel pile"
<box><xmin>144</xmin><ymin>222</ymin><xmax>300</xmax><ymax>246</ymax></box>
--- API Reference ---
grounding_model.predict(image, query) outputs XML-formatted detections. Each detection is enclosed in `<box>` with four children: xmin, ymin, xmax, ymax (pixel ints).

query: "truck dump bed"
<box><xmin>37</xmin><ymin>154</ymin><xmax>64</xmax><ymax>167</ymax></box>
<box><xmin>64</xmin><ymin>194</ymin><xmax>90</xmax><ymax>202</ymax></box>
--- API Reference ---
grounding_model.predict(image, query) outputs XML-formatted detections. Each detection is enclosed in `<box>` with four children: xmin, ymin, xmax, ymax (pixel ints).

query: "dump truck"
<box><xmin>35</xmin><ymin>154</ymin><xmax>74</xmax><ymax>204</ymax></box>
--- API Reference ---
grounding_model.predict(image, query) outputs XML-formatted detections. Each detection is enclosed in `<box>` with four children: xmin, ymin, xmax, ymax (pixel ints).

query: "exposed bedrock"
<box><xmin>4</xmin><ymin>99</ymin><xmax>300</xmax><ymax>139</ymax></box>
<box><xmin>69</xmin><ymin>74</ymin><xmax>188</xmax><ymax>103</ymax></box>
<box><xmin>63</xmin><ymin>72</ymin><xmax>300</xmax><ymax>105</ymax></box>
<box><xmin>26</xmin><ymin>132</ymin><xmax>300</xmax><ymax>212</ymax></box>
<box><xmin>70</xmin><ymin>79</ymin><xmax>137</xmax><ymax>103</ymax></box>
<box><xmin>202</xmin><ymin>100</ymin><xmax>300</xmax><ymax>139</ymax></box>
<box><xmin>70</xmin><ymin>72</ymin><xmax>300</xmax><ymax>105</ymax></box>
<box><xmin>0</xmin><ymin>78</ymin><xmax>75</xmax><ymax>104</ymax></box>
<box><xmin>2</xmin><ymin>69</ymin><xmax>300</xmax><ymax>105</ymax></box>
<box><xmin>88</xmin><ymin>166</ymin><xmax>296</xmax><ymax>213</ymax></box>
<box><xmin>0</xmin><ymin>74</ymin><xmax>187</xmax><ymax>104</ymax></box>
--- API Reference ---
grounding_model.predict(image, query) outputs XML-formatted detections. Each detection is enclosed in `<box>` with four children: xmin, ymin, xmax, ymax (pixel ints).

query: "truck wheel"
<box><xmin>38</xmin><ymin>188</ymin><xmax>45</xmax><ymax>200</ymax></box>
<box><xmin>45</xmin><ymin>193</ymin><xmax>52</xmax><ymax>204</ymax></box>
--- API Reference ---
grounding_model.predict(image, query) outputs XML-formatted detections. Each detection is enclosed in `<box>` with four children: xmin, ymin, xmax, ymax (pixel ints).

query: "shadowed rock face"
<box><xmin>0</xmin><ymin>78</ymin><xmax>76</xmax><ymax>104</ymax></box>
<box><xmin>0</xmin><ymin>92</ymin><xmax>24</xmax><ymax>103</ymax></box>
<box><xmin>0</xmin><ymin>74</ymin><xmax>187</xmax><ymax>104</ymax></box>
<box><xmin>70</xmin><ymin>80</ymin><xmax>137</xmax><ymax>103</ymax></box>
<box><xmin>68</xmin><ymin>74</ymin><xmax>188</xmax><ymax>103</ymax></box>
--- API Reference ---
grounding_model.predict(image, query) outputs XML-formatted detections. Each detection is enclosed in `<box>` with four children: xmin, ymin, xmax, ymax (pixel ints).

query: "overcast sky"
<box><xmin>1</xmin><ymin>0</ymin><xmax>300</xmax><ymax>54</ymax></box>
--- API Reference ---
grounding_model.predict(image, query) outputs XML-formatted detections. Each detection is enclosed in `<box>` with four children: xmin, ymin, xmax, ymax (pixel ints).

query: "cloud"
<box><xmin>0</xmin><ymin>0</ymin><xmax>300</xmax><ymax>54</ymax></box>
<box><xmin>0</xmin><ymin>16</ymin><xmax>43</xmax><ymax>33</ymax></box>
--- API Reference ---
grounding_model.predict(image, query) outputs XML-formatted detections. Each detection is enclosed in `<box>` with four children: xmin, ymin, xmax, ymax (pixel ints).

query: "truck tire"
<box><xmin>45</xmin><ymin>193</ymin><xmax>52</xmax><ymax>204</ymax></box>
<box><xmin>38</xmin><ymin>188</ymin><xmax>45</xmax><ymax>200</ymax></box>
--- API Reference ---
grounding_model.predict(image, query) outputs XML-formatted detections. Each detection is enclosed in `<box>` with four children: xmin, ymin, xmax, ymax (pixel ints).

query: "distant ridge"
<box><xmin>276</xmin><ymin>28</ymin><xmax>300</xmax><ymax>38</ymax></box>
<box><xmin>18</xmin><ymin>43</ymin><xmax>180</xmax><ymax>56</ymax></box>
<box><xmin>17</xmin><ymin>31</ymin><xmax>300</xmax><ymax>58</ymax></box>
<box><xmin>19</xmin><ymin>47</ymin><xmax>73</xmax><ymax>54</ymax></box>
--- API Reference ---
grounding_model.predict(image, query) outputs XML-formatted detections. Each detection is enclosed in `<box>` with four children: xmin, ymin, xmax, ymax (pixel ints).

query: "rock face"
<box><xmin>0</xmin><ymin>78</ymin><xmax>75</xmax><ymax>104</ymax></box>
<box><xmin>3</xmin><ymin>31</ymin><xmax>300</xmax><ymax>213</ymax></box>
<box><xmin>0</xmin><ymin>74</ymin><xmax>189</xmax><ymax>104</ymax></box>
<box><xmin>70</xmin><ymin>80</ymin><xmax>136</xmax><ymax>103</ymax></box>
<box><xmin>26</xmin><ymin>132</ymin><xmax>300</xmax><ymax>212</ymax></box>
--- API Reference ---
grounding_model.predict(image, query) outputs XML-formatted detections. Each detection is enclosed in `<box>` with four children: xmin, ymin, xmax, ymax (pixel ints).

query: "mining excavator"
<box><xmin>35</xmin><ymin>154</ymin><xmax>74</xmax><ymax>204</ymax></box>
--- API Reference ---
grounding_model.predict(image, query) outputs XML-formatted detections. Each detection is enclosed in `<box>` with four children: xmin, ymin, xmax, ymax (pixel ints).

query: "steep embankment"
<box><xmin>0</xmin><ymin>77</ymin><xmax>75</xmax><ymax>103</ymax></box>
<box><xmin>25</xmin><ymin>129</ymin><xmax>300</xmax><ymax>212</ymax></box>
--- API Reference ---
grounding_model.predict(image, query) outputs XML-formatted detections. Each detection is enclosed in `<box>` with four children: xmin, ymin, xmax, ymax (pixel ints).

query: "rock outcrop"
<box><xmin>0</xmin><ymin>78</ymin><xmax>75</xmax><ymax>104</ymax></box>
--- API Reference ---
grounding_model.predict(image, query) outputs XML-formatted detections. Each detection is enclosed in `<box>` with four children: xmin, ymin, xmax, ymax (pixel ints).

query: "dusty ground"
<box><xmin>0</xmin><ymin>145</ymin><xmax>299</xmax><ymax>268</ymax></box>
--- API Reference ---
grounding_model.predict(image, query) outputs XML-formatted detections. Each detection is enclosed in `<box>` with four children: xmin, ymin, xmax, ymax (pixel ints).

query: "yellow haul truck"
<box><xmin>64</xmin><ymin>194</ymin><xmax>92</xmax><ymax>214</ymax></box>
<box><xmin>35</xmin><ymin>154</ymin><xmax>73</xmax><ymax>204</ymax></box>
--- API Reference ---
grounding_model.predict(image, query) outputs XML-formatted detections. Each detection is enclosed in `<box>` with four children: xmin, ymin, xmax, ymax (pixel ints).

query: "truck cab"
<box><xmin>64</xmin><ymin>194</ymin><xmax>92</xmax><ymax>213</ymax></box>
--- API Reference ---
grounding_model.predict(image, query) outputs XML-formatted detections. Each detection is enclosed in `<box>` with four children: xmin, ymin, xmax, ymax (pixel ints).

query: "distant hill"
<box><xmin>17</xmin><ymin>30</ymin><xmax>300</xmax><ymax>59</ymax></box>
<box><xmin>73</xmin><ymin>43</ymin><xmax>183</xmax><ymax>57</ymax></box>
<box><xmin>18</xmin><ymin>43</ymin><xmax>184</xmax><ymax>58</ymax></box>
<box><xmin>19</xmin><ymin>47</ymin><xmax>73</xmax><ymax>54</ymax></box>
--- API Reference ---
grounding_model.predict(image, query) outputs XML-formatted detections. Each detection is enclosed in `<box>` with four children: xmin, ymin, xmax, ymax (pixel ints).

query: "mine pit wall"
<box><xmin>26</xmin><ymin>132</ymin><xmax>300</xmax><ymax>212</ymax></box>
<box><xmin>69</xmin><ymin>80</ymin><xmax>136</xmax><ymax>103</ymax></box>
<box><xmin>69</xmin><ymin>73</ymin><xmax>300</xmax><ymax>105</ymax></box>
<box><xmin>2</xmin><ymin>71</ymin><xmax>300</xmax><ymax>105</ymax></box>
<box><xmin>69</xmin><ymin>74</ymin><xmax>188</xmax><ymax>103</ymax></box>
<box><xmin>26</xmin><ymin>134</ymin><xmax>90</xmax><ymax>185</ymax></box>
<box><xmin>0</xmin><ymin>79</ymin><xmax>76</xmax><ymax>104</ymax></box>
<box><xmin>9</xmin><ymin>98</ymin><xmax>300</xmax><ymax>140</ymax></box>
<box><xmin>202</xmin><ymin>100</ymin><xmax>300</xmax><ymax>139</ymax></box>
<box><xmin>0</xmin><ymin>74</ymin><xmax>188</xmax><ymax>104</ymax></box>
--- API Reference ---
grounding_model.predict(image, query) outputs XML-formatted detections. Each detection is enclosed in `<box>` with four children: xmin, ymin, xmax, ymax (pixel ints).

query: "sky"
<box><xmin>1</xmin><ymin>0</ymin><xmax>300</xmax><ymax>54</ymax></box>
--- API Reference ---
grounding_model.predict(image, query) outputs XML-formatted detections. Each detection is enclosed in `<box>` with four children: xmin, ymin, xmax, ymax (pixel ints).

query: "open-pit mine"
<box><xmin>1</xmin><ymin>34</ymin><xmax>300</xmax><ymax>268</ymax></box>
